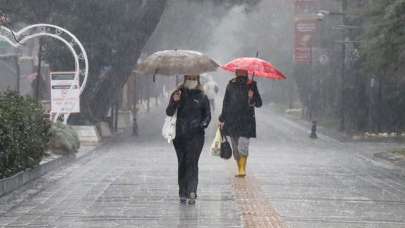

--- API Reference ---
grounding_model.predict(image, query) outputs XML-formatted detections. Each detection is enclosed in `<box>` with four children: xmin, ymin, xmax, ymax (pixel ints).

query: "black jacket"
<box><xmin>219</xmin><ymin>77</ymin><xmax>262</xmax><ymax>138</ymax></box>
<box><xmin>166</xmin><ymin>87</ymin><xmax>211</xmax><ymax>138</ymax></box>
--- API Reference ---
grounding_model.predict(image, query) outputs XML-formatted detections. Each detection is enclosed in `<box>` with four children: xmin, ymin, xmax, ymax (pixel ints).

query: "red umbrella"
<box><xmin>222</xmin><ymin>57</ymin><xmax>286</xmax><ymax>80</ymax></box>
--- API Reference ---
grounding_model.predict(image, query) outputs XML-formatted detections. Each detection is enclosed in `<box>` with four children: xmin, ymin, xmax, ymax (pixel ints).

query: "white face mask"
<box><xmin>183</xmin><ymin>80</ymin><xmax>199</xmax><ymax>89</ymax></box>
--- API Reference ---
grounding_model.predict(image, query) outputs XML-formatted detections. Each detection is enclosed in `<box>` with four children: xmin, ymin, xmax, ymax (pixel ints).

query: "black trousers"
<box><xmin>173</xmin><ymin>133</ymin><xmax>204</xmax><ymax>198</ymax></box>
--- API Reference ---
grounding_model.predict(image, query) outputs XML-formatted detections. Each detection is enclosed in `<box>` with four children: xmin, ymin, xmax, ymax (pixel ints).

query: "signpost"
<box><xmin>50</xmin><ymin>72</ymin><xmax>80</xmax><ymax>114</ymax></box>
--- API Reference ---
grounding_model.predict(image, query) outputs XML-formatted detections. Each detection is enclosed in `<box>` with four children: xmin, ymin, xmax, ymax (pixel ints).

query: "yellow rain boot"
<box><xmin>239</xmin><ymin>156</ymin><xmax>247</xmax><ymax>177</ymax></box>
<box><xmin>235</xmin><ymin>159</ymin><xmax>242</xmax><ymax>177</ymax></box>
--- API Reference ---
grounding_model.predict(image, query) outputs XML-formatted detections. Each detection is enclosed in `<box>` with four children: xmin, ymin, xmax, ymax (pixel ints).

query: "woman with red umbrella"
<box><xmin>219</xmin><ymin>57</ymin><xmax>286</xmax><ymax>177</ymax></box>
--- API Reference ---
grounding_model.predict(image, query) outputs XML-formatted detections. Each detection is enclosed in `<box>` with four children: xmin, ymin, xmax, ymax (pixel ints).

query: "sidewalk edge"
<box><xmin>0</xmin><ymin>143</ymin><xmax>104</xmax><ymax>198</ymax></box>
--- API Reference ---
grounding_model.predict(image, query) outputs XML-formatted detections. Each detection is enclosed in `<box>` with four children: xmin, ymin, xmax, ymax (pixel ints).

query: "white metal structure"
<box><xmin>0</xmin><ymin>24</ymin><xmax>89</xmax><ymax>124</ymax></box>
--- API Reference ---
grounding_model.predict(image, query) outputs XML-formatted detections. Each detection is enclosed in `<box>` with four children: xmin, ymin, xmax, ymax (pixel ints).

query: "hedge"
<box><xmin>0</xmin><ymin>91</ymin><xmax>50</xmax><ymax>179</ymax></box>
<box><xmin>48</xmin><ymin>121</ymin><xmax>80</xmax><ymax>155</ymax></box>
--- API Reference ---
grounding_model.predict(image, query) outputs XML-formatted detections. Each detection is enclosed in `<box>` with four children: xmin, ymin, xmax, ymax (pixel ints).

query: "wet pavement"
<box><xmin>252</xmin><ymin>109</ymin><xmax>405</xmax><ymax>227</ymax></box>
<box><xmin>0</xmin><ymin>106</ymin><xmax>405</xmax><ymax>227</ymax></box>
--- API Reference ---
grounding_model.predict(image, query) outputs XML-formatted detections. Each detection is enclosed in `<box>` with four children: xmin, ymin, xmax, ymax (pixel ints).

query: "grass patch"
<box><xmin>318</xmin><ymin>118</ymin><xmax>339</xmax><ymax>130</ymax></box>
<box><xmin>391</xmin><ymin>149</ymin><xmax>405</xmax><ymax>157</ymax></box>
<box><xmin>270</xmin><ymin>103</ymin><xmax>289</xmax><ymax>114</ymax></box>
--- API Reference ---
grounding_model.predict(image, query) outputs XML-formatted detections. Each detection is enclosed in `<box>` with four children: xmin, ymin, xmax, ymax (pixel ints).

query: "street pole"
<box><xmin>35</xmin><ymin>38</ymin><xmax>43</xmax><ymax>101</ymax></box>
<box><xmin>132</xmin><ymin>73</ymin><xmax>138</xmax><ymax>136</ymax></box>
<box><xmin>14</xmin><ymin>55</ymin><xmax>20</xmax><ymax>94</ymax></box>
<box><xmin>368</xmin><ymin>77</ymin><xmax>375</xmax><ymax>132</ymax></box>
<box><xmin>339</xmin><ymin>0</ymin><xmax>348</xmax><ymax>132</ymax></box>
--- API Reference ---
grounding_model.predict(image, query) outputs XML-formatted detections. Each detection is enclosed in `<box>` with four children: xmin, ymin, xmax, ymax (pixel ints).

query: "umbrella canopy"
<box><xmin>222</xmin><ymin>57</ymin><xmax>286</xmax><ymax>80</ymax></box>
<box><xmin>136</xmin><ymin>50</ymin><xmax>219</xmax><ymax>76</ymax></box>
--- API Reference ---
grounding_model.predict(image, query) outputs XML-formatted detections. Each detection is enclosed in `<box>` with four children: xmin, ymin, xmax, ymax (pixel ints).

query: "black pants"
<box><xmin>173</xmin><ymin>133</ymin><xmax>204</xmax><ymax>198</ymax></box>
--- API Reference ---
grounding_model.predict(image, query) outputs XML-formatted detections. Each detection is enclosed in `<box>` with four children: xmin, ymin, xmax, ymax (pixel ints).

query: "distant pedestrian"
<box><xmin>166</xmin><ymin>75</ymin><xmax>211</xmax><ymax>204</ymax></box>
<box><xmin>219</xmin><ymin>69</ymin><xmax>262</xmax><ymax>177</ymax></box>
<box><xmin>203</xmin><ymin>75</ymin><xmax>219</xmax><ymax>112</ymax></box>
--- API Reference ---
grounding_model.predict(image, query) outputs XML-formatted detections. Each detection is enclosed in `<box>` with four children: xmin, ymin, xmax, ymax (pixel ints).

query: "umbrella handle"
<box><xmin>251</xmin><ymin>72</ymin><xmax>255</xmax><ymax>82</ymax></box>
<box><xmin>153</xmin><ymin>68</ymin><xmax>159</xmax><ymax>82</ymax></box>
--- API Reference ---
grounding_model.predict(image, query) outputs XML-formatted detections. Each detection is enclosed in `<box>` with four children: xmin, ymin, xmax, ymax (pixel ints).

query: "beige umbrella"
<box><xmin>136</xmin><ymin>50</ymin><xmax>219</xmax><ymax>77</ymax></box>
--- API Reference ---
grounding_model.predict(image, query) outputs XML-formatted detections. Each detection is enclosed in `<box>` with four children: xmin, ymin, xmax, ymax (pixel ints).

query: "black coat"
<box><xmin>219</xmin><ymin>77</ymin><xmax>262</xmax><ymax>138</ymax></box>
<box><xmin>166</xmin><ymin>87</ymin><xmax>211</xmax><ymax>138</ymax></box>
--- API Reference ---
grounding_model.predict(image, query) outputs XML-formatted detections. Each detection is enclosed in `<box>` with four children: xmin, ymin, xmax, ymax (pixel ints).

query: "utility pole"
<box><xmin>339</xmin><ymin>0</ymin><xmax>348</xmax><ymax>132</ymax></box>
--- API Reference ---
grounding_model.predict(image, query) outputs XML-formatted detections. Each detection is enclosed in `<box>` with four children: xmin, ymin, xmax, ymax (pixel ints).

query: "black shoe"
<box><xmin>188</xmin><ymin>192</ymin><xmax>196</xmax><ymax>205</ymax></box>
<box><xmin>180</xmin><ymin>196</ymin><xmax>187</xmax><ymax>204</ymax></box>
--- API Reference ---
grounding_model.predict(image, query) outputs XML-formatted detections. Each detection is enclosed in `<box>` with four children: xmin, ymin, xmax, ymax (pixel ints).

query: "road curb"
<box><xmin>373</xmin><ymin>152</ymin><xmax>405</xmax><ymax>170</ymax></box>
<box><xmin>0</xmin><ymin>154</ymin><xmax>75</xmax><ymax>197</ymax></box>
<box><xmin>0</xmin><ymin>144</ymin><xmax>103</xmax><ymax>198</ymax></box>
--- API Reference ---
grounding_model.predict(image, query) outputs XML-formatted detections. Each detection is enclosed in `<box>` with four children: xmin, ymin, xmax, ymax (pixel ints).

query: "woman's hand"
<box><xmin>173</xmin><ymin>90</ymin><xmax>182</xmax><ymax>102</ymax></box>
<box><xmin>248</xmin><ymin>90</ymin><xmax>254</xmax><ymax>98</ymax></box>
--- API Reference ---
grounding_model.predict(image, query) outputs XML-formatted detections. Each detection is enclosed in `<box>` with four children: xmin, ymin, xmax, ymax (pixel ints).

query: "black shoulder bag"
<box><xmin>220</xmin><ymin>130</ymin><xmax>232</xmax><ymax>160</ymax></box>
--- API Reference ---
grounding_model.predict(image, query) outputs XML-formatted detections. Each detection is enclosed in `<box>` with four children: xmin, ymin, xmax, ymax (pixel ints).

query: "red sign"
<box><xmin>294</xmin><ymin>19</ymin><xmax>318</xmax><ymax>64</ymax></box>
<box><xmin>294</xmin><ymin>0</ymin><xmax>320</xmax><ymax>64</ymax></box>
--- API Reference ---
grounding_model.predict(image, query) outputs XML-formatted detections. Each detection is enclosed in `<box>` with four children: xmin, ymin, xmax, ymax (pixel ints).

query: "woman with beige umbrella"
<box><xmin>137</xmin><ymin>50</ymin><xmax>218</xmax><ymax>204</ymax></box>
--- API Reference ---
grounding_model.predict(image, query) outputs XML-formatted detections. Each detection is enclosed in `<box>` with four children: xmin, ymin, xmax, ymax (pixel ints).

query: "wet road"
<box><xmin>0</xmin><ymin>106</ymin><xmax>404</xmax><ymax>227</ymax></box>
<box><xmin>252</xmin><ymin>109</ymin><xmax>405</xmax><ymax>227</ymax></box>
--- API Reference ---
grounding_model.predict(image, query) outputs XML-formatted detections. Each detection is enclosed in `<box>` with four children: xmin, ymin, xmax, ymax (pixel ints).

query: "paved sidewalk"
<box><xmin>1</xmin><ymin>106</ymin><xmax>405</xmax><ymax>227</ymax></box>
<box><xmin>0</xmin><ymin>136</ymin><xmax>247</xmax><ymax>227</ymax></box>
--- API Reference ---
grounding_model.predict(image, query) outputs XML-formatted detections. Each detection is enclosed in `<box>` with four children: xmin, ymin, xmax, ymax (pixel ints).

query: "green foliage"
<box><xmin>48</xmin><ymin>122</ymin><xmax>80</xmax><ymax>155</ymax></box>
<box><xmin>391</xmin><ymin>148</ymin><xmax>405</xmax><ymax>156</ymax></box>
<box><xmin>361</xmin><ymin>0</ymin><xmax>405</xmax><ymax>74</ymax></box>
<box><xmin>298</xmin><ymin>0</ymin><xmax>405</xmax><ymax>132</ymax></box>
<box><xmin>355</xmin><ymin>0</ymin><xmax>405</xmax><ymax>132</ymax></box>
<box><xmin>0</xmin><ymin>91</ymin><xmax>50</xmax><ymax>179</ymax></box>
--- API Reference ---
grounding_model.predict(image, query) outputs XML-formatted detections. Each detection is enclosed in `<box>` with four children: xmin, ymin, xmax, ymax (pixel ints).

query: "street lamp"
<box><xmin>315</xmin><ymin>6</ymin><xmax>361</xmax><ymax>131</ymax></box>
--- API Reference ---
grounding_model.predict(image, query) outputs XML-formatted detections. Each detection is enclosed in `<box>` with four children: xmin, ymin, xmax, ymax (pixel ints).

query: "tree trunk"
<box><xmin>78</xmin><ymin>0</ymin><xmax>167</xmax><ymax>123</ymax></box>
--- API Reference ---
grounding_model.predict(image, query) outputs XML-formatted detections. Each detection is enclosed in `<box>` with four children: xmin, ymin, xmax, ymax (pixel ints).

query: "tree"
<box><xmin>0</xmin><ymin>0</ymin><xmax>168</xmax><ymax>122</ymax></box>
<box><xmin>361</xmin><ymin>0</ymin><xmax>405</xmax><ymax>74</ymax></box>
<box><xmin>360</xmin><ymin>0</ymin><xmax>405</xmax><ymax>132</ymax></box>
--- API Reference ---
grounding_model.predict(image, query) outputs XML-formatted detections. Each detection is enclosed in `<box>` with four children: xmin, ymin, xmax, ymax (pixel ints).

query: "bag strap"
<box><xmin>219</xmin><ymin>129</ymin><xmax>228</xmax><ymax>142</ymax></box>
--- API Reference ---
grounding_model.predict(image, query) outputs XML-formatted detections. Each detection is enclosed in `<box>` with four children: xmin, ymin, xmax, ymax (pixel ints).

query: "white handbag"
<box><xmin>162</xmin><ymin>111</ymin><xmax>177</xmax><ymax>143</ymax></box>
